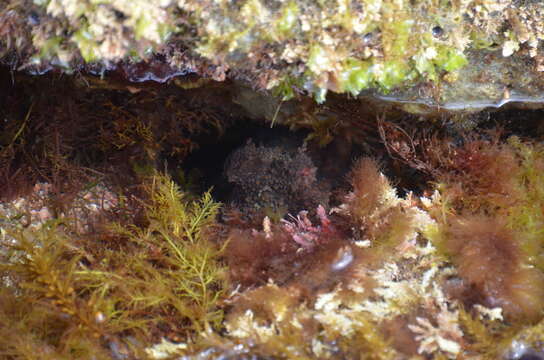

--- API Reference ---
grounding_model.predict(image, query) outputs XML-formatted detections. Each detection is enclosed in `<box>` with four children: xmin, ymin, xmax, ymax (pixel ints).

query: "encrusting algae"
<box><xmin>2</xmin><ymin>0</ymin><xmax>544</xmax><ymax>103</ymax></box>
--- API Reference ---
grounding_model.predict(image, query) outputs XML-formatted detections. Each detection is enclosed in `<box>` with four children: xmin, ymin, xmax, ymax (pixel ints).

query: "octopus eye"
<box><xmin>432</xmin><ymin>26</ymin><xmax>444</xmax><ymax>38</ymax></box>
<box><xmin>362</xmin><ymin>32</ymin><xmax>373</xmax><ymax>45</ymax></box>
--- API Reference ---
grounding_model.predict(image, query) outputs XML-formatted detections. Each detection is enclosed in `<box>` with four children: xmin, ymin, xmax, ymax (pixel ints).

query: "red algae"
<box><xmin>445</xmin><ymin>215</ymin><xmax>544</xmax><ymax>320</ymax></box>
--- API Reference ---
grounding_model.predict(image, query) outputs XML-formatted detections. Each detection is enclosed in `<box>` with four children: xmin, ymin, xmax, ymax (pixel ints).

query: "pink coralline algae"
<box><xmin>281</xmin><ymin>205</ymin><xmax>335</xmax><ymax>249</ymax></box>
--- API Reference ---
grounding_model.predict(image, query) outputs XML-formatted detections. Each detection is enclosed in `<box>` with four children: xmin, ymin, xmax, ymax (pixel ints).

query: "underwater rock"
<box><xmin>3</xmin><ymin>0</ymin><xmax>544</xmax><ymax>111</ymax></box>
<box><xmin>0</xmin><ymin>182</ymin><xmax>118</xmax><ymax>233</ymax></box>
<box><xmin>367</xmin><ymin>50</ymin><xmax>544</xmax><ymax>115</ymax></box>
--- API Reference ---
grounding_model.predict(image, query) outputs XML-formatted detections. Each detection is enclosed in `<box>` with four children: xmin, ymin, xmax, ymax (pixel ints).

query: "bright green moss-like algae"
<box><xmin>2</xmin><ymin>0</ymin><xmax>544</xmax><ymax>101</ymax></box>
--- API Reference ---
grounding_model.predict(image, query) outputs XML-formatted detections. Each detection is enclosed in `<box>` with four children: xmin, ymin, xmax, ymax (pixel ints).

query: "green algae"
<box><xmin>1</xmin><ymin>0</ymin><xmax>544</xmax><ymax>103</ymax></box>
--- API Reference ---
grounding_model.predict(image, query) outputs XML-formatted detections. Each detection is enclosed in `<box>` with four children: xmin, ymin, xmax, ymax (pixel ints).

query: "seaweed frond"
<box><xmin>438</xmin><ymin>214</ymin><xmax>544</xmax><ymax>321</ymax></box>
<box><xmin>424</xmin><ymin>137</ymin><xmax>544</xmax><ymax>321</ymax></box>
<box><xmin>116</xmin><ymin>174</ymin><xmax>228</xmax><ymax>331</ymax></box>
<box><xmin>0</xmin><ymin>173</ymin><xmax>228</xmax><ymax>358</ymax></box>
<box><xmin>346</xmin><ymin>158</ymin><xmax>399</xmax><ymax>224</ymax></box>
<box><xmin>458</xmin><ymin>306</ymin><xmax>516</xmax><ymax>357</ymax></box>
<box><xmin>339</xmin><ymin>157</ymin><xmax>434</xmax><ymax>258</ymax></box>
<box><xmin>0</xmin><ymin>221</ymin><xmax>115</xmax><ymax>359</ymax></box>
<box><xmin>146</xmin><ymin>174</ymin><xmax>221</xmax><ymax>243</ymax></box>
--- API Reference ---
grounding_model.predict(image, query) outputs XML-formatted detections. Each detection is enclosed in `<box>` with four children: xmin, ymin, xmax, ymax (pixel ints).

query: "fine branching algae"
<box><xmin>0</xmin><ymin>174</ymin><xmax>228</xmax><ymax>359</ymax></box>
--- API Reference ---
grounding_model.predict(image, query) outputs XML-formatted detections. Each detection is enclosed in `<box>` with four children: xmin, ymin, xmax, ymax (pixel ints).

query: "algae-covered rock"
<box><xmin>1</xmin><ymin>0</ymin><xmax>544</xmax><ymax>108</ymax></box>
<box><xmin>369</xmin><ymin>49</ymin><xmax>544</xmax><ymax>114</ymax></box>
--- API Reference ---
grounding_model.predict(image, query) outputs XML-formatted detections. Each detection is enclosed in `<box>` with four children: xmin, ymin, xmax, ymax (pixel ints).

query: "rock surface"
<box><xmin>2</xmin><ymin>0</ymin><xmax>544</xmax><ymax>110</ymax></box>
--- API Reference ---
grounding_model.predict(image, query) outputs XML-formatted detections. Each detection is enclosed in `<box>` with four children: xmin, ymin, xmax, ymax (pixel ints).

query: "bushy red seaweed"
<box><xmin>445</xmin><ymin>215</ymin><xmax>544</xmax><ymax>320</ymax></box>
